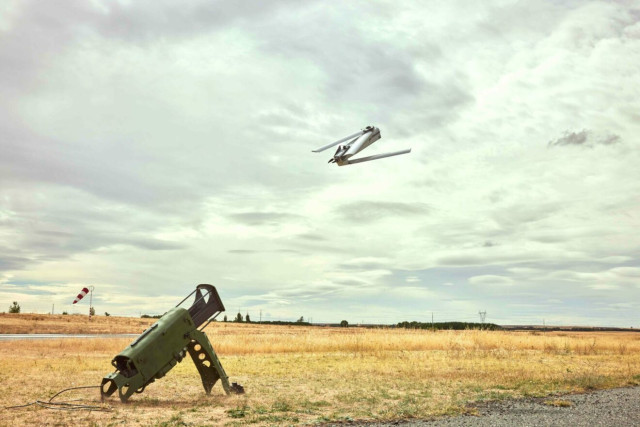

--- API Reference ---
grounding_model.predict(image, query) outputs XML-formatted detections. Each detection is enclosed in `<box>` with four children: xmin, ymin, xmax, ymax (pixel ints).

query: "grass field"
<box><xmin>2</xmin><ymin>314</ymin><xmax>640</xmax><ymax>425</ymax></box>
<box><xmin>0</xmin><ymin>312</ymin><xmax>155</xmax><ymax>334</ymax></box>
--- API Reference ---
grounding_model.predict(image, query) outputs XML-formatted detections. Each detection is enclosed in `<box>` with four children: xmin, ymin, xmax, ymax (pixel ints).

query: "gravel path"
<box><xmin>369</xmin><ymin>386</ymin><xmax>640</xmax><ymax>426</ymax></box>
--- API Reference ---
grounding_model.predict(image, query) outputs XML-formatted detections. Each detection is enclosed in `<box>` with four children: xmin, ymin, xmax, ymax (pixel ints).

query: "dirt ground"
<box><xmin>2</xmin><ymin>314</ymin><xmax>640</xmax><ymax>425</ymax></box>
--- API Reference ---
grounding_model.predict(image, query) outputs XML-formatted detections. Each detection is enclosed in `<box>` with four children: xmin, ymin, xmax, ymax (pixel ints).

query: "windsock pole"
<box><xmin>89</xmin><ymin>286</ymin><xmax>95</xmax><ymax>319</ymax></box>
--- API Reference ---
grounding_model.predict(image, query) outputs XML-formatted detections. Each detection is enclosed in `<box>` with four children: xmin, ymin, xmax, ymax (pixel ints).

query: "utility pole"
<box><xmin>431</xmin><ymin>312</ymin><xmax>434</xmax><ymax>331</ymax></box>
<box><xmin>259</xmin><ymin>309</ymin><xmax>262</xmax><ymax>323</ymax></box>
<box><xmin>478</xmin><ymin>310</ymin><xmax>487</xmax><ymax>324</ymax></box>
<box><xmin>52</xmin><ymin>304</ymin><xmax>54</xmax><ymax>315</ymax></box>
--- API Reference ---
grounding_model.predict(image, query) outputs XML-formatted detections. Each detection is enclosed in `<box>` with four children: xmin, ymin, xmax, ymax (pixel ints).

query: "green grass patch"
<box><xmin>226</xmin><ymin>405</ymin><xmax>249</xmax><ymax>419</ymax></box>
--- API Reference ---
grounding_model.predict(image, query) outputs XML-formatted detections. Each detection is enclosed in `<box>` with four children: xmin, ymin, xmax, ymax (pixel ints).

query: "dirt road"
<box><xmin>389</xmin><ymin>386</ymin><xmax>640</xmax><ymax>426</ymax></box>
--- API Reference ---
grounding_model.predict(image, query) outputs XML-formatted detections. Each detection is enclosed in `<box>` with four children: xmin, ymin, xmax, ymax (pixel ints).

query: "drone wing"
<box><xmin>341</xmin><ymin>148</ymin><xmax>412</xmax><ymax>165</ymax></box>
<box><xmin>312</xmin><ymin>130</ymin><xmax>365</xmax><ymax>153</ymax></box>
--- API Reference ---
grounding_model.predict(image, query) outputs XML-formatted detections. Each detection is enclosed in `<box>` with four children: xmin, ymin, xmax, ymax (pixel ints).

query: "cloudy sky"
<box><xmin>1</xmin><ymin>0</ymin><xmax>639</xmax><ymax>326</ymax></box>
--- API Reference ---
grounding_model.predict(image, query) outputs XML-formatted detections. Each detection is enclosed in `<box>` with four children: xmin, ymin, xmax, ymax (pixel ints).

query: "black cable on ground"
<box><xmin>4</xmin><ymin>385</ymin><xmax>112</xmax><ymax>412</ymax></box>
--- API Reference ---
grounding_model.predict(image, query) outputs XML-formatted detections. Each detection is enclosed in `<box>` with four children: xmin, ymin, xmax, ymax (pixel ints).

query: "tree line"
<box><xmin>6</xmin><ymin>301</ymin><xmax>496</xmax><ymax>331</ymax></box>
<box><xmin>396</xmin><ymin>321</ymin><xmax>502</xmax><ymax>330</ymax></box>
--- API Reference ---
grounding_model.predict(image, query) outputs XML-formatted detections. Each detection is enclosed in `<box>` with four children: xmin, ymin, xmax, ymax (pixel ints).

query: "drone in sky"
<box><xmin>312</xmin><ymin>125</ymin><xmax>411</xmax><ymax>166</ymax></box>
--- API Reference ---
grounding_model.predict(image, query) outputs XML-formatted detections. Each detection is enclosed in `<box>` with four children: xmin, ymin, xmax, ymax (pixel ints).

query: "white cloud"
<box><xmin>468</xmin><ymin>275</ymin><xmax>514</xmax><ymax>287</ymax></box>
<box><xmin>611</xmin><ymin>267</ymin><xmax>640</xmax><ymax>277</ymax></box>
<box><xmin>588</xmin><ymin>284</ymin><xmax>619</xmax><ymax>290</ymax></box>
<box><xmin>1</xmin><ymin>1</ymin><xmax>639</xmax><ymax>326</ymax></box>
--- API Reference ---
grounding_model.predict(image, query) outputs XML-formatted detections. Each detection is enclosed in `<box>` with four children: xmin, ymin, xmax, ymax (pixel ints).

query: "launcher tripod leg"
<box><xmin>187</xmin><ymin>329</ymin><xmax>244</xmax><ymax>395</ymax></box>
<box><xmin>101</xmin><ymin>371</ymin><xmax>147</xmax><ymax>403</ymax></box>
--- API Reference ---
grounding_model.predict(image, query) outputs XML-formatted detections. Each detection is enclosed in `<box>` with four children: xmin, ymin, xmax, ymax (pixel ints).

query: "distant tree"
<box><xmin>223</xmin><ymin>315</ymin><xmax>228</xmax><ymax>322</ymax></box>
<box><xmin>235</xmin><ymin>312</ymin><xmax>243</xmax><ymax>323</ymax></box>
<box><xmin>62</xmin><ymin>311</ymin><xmax>68</xmax><ymax>315</ymax></box>
<box><xmin>245</xmin><ymin>313</ymin><xmax>251</xmax><ymax>323</ymax></box>
<box><xmin>297</xmin><ymin>316</ymin><xmax>304</xmax><ymax>323</ymax></box>
<box><xmin>340</xmin><ymin>320</ymin><xmax>349</xmax><ymax>328</ymax></box>
<box><xmin>396</xmin><ymin>321</ymin><xmax>502</xmax><ymax>331</ymax></box>
<box><xmin>9</xmin><ymin>301</ymin><xmax>20</xmax><ymax>313</ymax></box>
<box><xmin>89</xmin><ymin>307</ymin><xmax>95</xmax><ymax>316</ymax></box>
<box><xmin>104</xmin><ymin>312</ymin><xmax>111</xmax><ymax>317</ymax></box>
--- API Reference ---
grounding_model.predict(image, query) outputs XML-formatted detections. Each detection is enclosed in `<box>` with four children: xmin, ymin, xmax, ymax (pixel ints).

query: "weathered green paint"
<box><xmin>187</xmin><ymin>329</ymin><xmax>231</xmax><ymax>394</ymax></box>
<box><xmin>101</xmin><ymin>289</ymin><xmax>237</xmax><ymax>402</ymax></box>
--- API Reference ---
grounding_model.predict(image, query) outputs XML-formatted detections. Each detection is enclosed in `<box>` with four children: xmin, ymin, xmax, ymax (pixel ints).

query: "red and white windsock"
<box><xmin>73</xmin><ymin>287</ymin><xmax>90</xmax><ymax>304</ymax></box>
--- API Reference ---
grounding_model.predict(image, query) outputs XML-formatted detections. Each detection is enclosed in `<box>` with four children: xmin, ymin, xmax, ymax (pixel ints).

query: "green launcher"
<box><xmin>101</xmin><ymin>284</ymin><xmax>244</xmax><ymax>402</ymax></box>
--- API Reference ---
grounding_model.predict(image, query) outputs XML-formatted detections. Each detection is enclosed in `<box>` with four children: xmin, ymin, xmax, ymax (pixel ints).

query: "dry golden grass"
<box><xmin>2</xmin><ymin>318</ymin><xmax>640</xmax><ymax>425</ymax></box>
<box><xmin>544</xmin><ymin>399</ymin><xmax>573</xmax><ymax>407</ymax></box>
<box><xmin>0</xmin><ymin>313</ymin><xmax>155</xmax><ymax>334</ymax></box>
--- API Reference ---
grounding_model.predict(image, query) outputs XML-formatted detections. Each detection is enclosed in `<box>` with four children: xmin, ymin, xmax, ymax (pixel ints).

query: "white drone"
<box><xmin>313</xmin><ymin>125</ymin><xmax>411</xmax><ymax>166</ymax></box>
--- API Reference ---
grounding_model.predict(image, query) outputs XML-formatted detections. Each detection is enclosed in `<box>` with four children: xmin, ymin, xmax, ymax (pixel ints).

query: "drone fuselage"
<box><xmin>313</xmin><ymin>125</ymin><xmax>411</xmax><ymax>166</ymax></box>
<box><xmin>334</xmin><ymin>127</ymin><xmax>381</xmax><ymax>165</ymax></box>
